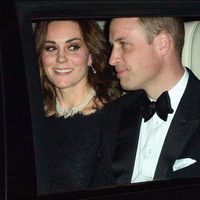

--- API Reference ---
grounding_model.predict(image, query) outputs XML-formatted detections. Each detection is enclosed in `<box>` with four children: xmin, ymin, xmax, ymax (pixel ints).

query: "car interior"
<box><xmin>182</xmin><ymin>20</ymin><xmax>200</xmax><ymax>78</ymax></box>
<box><xmin>1</xmin><ymin>0</ymin><xmax>200</xmax><ymax>199</ymax></box>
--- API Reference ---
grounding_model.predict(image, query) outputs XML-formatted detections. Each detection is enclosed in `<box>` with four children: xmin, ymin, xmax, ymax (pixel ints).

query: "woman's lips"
<box><xmin>53</xmin><ymin>68</ymin><xmax>74</xmax><ymax>74</ymax></box>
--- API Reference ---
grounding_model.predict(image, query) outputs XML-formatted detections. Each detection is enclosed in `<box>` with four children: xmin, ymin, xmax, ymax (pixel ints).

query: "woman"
<box><xmin>34</xmin><ymin>20</ymin><xmax>120</xmax><ymax>195</ymax></box>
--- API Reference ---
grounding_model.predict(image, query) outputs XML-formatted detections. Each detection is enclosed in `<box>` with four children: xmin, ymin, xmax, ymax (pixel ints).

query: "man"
<box><xmin>103</xmin><ymin>17</ymin><xmax>200</xmax><ymax>184</ymax></box>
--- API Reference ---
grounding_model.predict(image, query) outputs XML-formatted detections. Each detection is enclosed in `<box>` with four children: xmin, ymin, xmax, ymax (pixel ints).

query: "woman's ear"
<box><xmin>87</xmin><ymin>54</ymin><xmax>93</xmax><ymax>66</ymax></box>
<box><xmin>155</xmin><ymin>32</ymin><xmax>171</xmax><ymax>57</ymax></box>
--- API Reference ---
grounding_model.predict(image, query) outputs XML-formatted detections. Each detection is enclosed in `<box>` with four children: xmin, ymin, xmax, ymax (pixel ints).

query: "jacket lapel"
<box><xmin>154</xmin><ymin>116</ymin><xmax>200</xmax><ymax>179</ymax></box>
<box><xmin>111</xmin><ymin>93</ymin><xmax>143</xmax><ymax>184</ymax></box>
<box><xmin>154</xmin><ymin>69</ymin><xmax>200</xmax><ymax>179</ymax></box>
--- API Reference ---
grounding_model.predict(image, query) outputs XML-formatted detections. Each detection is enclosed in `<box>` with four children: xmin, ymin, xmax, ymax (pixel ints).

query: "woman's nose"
<box><xmin>56</xmin><ymin>50</ymin><xmax>67</xmax><ymax>64</ymax></box>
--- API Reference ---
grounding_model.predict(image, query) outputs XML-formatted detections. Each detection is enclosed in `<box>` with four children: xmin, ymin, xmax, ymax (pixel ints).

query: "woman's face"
<box><xmin>41</xmin><ymin>21</ymin><xmax>92</xmax><ymax>91</ymax></box>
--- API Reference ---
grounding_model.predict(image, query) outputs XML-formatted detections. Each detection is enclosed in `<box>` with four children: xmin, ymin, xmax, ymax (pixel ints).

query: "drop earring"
<box><xmin>90</xmin><ymin>65</ymin><xmax>96</xmax><ymax>74</ymax></box>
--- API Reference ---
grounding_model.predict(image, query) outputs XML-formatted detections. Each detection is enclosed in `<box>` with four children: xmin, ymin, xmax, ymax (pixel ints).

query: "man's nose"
<box><xmin>109</xmin><ymin>47</ymin><xmax>120</xmax><ymax>67</ymax></box>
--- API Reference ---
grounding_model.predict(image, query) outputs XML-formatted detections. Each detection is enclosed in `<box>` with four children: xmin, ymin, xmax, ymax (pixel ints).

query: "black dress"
<box><xmin>36</xmin><ymin>108</ymin><xmax>112</xmax><ymax>195</ymax></box>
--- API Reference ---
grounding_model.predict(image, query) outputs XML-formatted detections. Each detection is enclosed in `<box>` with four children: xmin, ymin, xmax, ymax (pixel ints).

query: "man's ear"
<box><xmin>155</xmin><ymin>32</ymin><xmax>171</xmax><ymax>57</ymax></box>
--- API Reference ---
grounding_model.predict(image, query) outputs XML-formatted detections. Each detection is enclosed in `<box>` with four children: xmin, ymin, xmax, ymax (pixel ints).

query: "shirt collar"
<box><xmin>168</xmin><ymin>67</ymin><xmax>189</xmax><ymax>112</ymax></box>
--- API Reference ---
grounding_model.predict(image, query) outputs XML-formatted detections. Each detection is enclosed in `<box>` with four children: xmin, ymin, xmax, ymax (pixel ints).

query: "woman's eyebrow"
<box><xmin>65</xmin><ymin>38</ymin><xmax>82</xmax><ymax>43</ymax></box>
<box><xmin>44</xmin><ymin>38</ymin><xmax>82</xmax><ymax>44</ymax></box>
<box><xmin>44</xmin><ymin>40</ymin><xmax>55</xmax><ymax>44</ymax></box>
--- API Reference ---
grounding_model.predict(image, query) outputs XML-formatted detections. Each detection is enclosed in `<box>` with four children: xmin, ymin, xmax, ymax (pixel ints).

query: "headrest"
<box><xmin>182</xmin><ymin>21</ymin><xmax>200</xmax><ymax>78</ymax></box>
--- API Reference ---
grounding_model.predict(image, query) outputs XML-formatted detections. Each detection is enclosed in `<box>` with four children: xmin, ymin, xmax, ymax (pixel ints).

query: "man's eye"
<box><xmin>68</xmin><ymin>45</ymin><xmax>80</xmax><ymax>51</ymax></box>
<box><xmin>120</xmin><ymin>41</ymin><xmax>128</xmax><ymax>48</ymax></box>
<box><xmin>44</xmin><ymin>46</ymin><xmax>56</xmax><ymax>52</ymax></box>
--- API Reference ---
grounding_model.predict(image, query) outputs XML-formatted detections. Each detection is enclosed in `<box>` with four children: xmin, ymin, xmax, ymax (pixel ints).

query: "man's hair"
<box><xmin>138</xmin><ymin>17</ymin><xmax>185</xmax><ymax>60</ymax></box>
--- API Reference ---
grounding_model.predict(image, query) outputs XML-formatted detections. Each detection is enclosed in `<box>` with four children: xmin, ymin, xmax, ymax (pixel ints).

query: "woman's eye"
<box><xmin>44</xmin><ymin>46</ymin><xmax>56</xmax><ymax>52</ymax></box>
<box><xmin>68</xmin><ymin>45</ymin><xmax>80</xmax><ymax>51</ymax></box>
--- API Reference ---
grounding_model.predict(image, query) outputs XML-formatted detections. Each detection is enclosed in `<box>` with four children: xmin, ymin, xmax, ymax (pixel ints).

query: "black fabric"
<box><xmin>36</xmin><ymin>109</ymin><xmax>111</xmax><ymax>195</ymax></box>
<box><xmin>102</xmin><ymin>68</ymin><xmax>200</xmax><ymax>185</ymax></box>
<box><xmin>140</xmin><ymin>91</ymin><xmax>174</xmax><ymax>122</ymax></box>
<box><xmin>101</xmin><ymin>90</ymin><xmax>147</xmax><ymax>184</ymax></box>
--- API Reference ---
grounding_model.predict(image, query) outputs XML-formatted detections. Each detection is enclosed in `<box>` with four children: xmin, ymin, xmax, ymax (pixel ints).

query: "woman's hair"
<box><xmin>138</xmin><ymin>17</ymin><xmax>185</xmax><ymax>61</ymax></box>
<box><xmin>35</xmin><ymin>19</ymin><xmax>121</xmax><ymax>116</ymax></box>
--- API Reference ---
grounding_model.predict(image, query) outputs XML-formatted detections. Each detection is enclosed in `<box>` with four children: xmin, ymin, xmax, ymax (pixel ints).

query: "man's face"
<box><xmin>109</xmin><ymin>18</ymin><xmax>163</xmax><ymax>92</ymax></box>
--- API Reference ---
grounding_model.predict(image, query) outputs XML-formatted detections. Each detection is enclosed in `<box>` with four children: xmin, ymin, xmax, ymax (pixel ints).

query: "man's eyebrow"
<box><xmin>44</xmin><ymin>38</ymin><xmax>82</xmax><ymax>44</ymax></box>
<box><xmin>115</xmin><ymin>38</ymin><xmax>126</xmax><ymax>42</ymax></box>
<box><xmin>110</xmin><ymin>38</ymin><xmax>126</xmax><ymax>44</ymax></box>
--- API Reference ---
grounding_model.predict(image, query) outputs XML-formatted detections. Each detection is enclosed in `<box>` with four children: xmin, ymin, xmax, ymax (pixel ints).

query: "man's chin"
<box><xmin>120</xmin><ymin>83</ymin><xmax>136</xmax><ymax>91</ymax></box>
<box><xmin>122</xmin><ymin>86</ymin><xmax>143</xmax><ymax>93</ymax></box>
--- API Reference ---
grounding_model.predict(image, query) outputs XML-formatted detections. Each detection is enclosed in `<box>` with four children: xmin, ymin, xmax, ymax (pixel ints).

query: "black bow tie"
<box><xmin>140</xmin><ymin>91</ymin><xmax>174</xmax><ymax>122</ymax></box>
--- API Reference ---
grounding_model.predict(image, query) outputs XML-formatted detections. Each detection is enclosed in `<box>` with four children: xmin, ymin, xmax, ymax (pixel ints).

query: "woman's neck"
<box><xmin>56</xmin><ymin>84</ymin><xmax>92</xmax><ymax>108</ymax></box>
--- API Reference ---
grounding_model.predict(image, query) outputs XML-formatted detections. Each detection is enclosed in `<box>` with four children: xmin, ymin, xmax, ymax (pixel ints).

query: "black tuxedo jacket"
<box><xmin>102</xmin><ymin>68</ymin><xmax>200</xmax><ymax>185</ymax></box>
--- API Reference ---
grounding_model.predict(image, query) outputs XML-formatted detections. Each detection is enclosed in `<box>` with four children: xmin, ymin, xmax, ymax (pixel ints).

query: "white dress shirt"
<box><xmin>131</xmin><ymin>68</ymin><xmax>189</xmax><ymax>183</ymax></box>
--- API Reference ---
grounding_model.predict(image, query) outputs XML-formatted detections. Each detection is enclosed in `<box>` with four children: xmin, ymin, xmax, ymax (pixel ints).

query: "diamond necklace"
<box><xmin>56</xmin><ymin>88</ymin><xmax>96</xmax><ymax>118</ymax></box>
